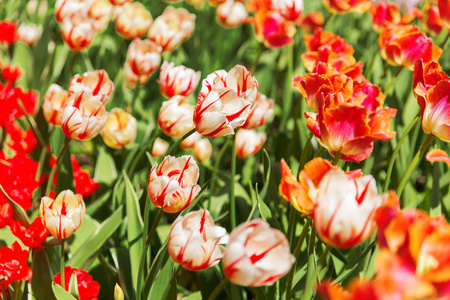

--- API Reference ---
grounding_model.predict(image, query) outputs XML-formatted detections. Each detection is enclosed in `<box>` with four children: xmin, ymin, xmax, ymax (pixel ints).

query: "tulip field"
<box><xmin>1</xmin><ymin>0</ymin><xmax>450</xmax><ymax>299</ymax></box>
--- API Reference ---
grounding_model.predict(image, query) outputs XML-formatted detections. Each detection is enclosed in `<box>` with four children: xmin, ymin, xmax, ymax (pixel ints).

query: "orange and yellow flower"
<box><xmin>322</xmin><ymin>0</ymin><xmax>371</xmax><ymax>14</ymax></box>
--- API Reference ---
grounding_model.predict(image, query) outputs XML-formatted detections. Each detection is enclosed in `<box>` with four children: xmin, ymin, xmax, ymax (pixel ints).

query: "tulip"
<box><xmin>180</xmin><ymin>131</ymin><xmax>201</xmax><ymax>149</ymax></box>
<box><xmin>216</xmin><ymin>1</ymin><xmax>248</xmax><ymax>28</ymax></box>
<box><xmin>9</xmin><ymin>218</ymin><xmax>49</xmax><ymax>250</ymax></box>
<box><xmin>123</xmin><ymin>61</ymin><xmax>150</xmax><ymax>89</ymax></box>
<box><xmin>114</xmin><ymin>284</ymin><xmax>124</xmax><ymax>300</ymax></box>
<box><xmin>126</xmin><ymin>38</ymin><xmax>161</xmax><ymax>77</ymax></box>
<box><xmin>89</xmin><ymin>0</ymin><xmax>114</xmax><ymax>32</ymax></box>
<box><xmin>54</xmin><ymin>266</ymin><xmax>100</xmax><ymax>299</ymax></box>
<box><xmin>152</xmin><ymin>137</ymin><xmax>170</xmax><ymax>158</ymax></box>
<box><xmin>248</xmin><ymin>8</ymin><xmax>296</xmax><ymax>48</ymax></box>
<box><xmin>39</xmin><ymin>190</ymin><xmax>85</xmax><ymax>240</ymax></box>
<box><xmin>369</xmin><ymin>1</ymin><xmax>401</xmax><ymax>33</ymax></box>
<box><xmin>413</xmin><ymin>60</ymin><xmax>450</xmax><ymax>142</ymax></box>
<box><xmin>241</xmin><ymin>93</ymin><xmax>274</xmax><ymax>129</ymax></box>
<box><xmin>223</xmin><ymin>219</ymin><xmax>295</xmax><ymax>286</ymax></box>
<box><xmin>439</xmin><ymin>0</ymin><xmax>450</xmax><ymax>29</ymax></box>
<box><xmin>147</xmin><ymin>6</ymin><xmax>196</xmax><ymax>52</ymax></box>
<box><xmin>322</xmin><ymin>0</ymin><xmax>371</xmax><ymax>14</ymax></box>
<box><xmin>61</xmin><ymin>20</ymin><xmax>96</xmax><ymax>51</ymax></box>
<box><xmin>296</xmin><ymin>12</ymin><xmax>324</xmax><ymax>34</ymax></box>
<box><xmin>101</xmin><ymin>108</ymin><xmax>137</xmax><ymax>149</ymax></box>
<box><xmin>379</xmin><ymin>24</ymin><xmax>442</xmax><ymax>70</ymax></box>
<box><xmin>158</xmin><ymin>61</ymin><xmax>201</xmax><ymax>98</ymax></box>
<box><xmin>422</xmin><ymin>5</ymin><xmax>444</xmax><ymax>36</ymax></box>
<box><xmin>168</xmin><ymin>209</ymin><xmax>228</xmax><ymax>270</ymax></box>
<box><xmin>109</xmin><ymin>0</ymin><xmax>131</xmax><ymax>5</ymax></box>
<box><xmin>115</xmin><ymin>2</ymin><xmax>152</xmax><ymax>39</ymax></box>
<box><xmin>27</xmin><ymin>0</ymin><xmax>48</xmax><ymax>17</ymax></box>
<box><xmin>235</xmin><ymin>129</ymin><xmax>266</xmax><ymax>158</ymax></box>
<box><xmin>272</xmin><ymin>0</ymin><xmax>303</xmax><ymax>21</ymax></box>
<box><xmin>426</xmin><ymin>149</ymin><xmax>450</xmax><ymax>166</ymax></box>
<box><xmin>0</xmin><ymin>242</ymin><xmax>32</xmax><ymax>287</ymax></box>
<box><xmin>311</xmin><ymin>168</ymin><xmax>385</xmax><ymax>248</ymax></box>
<box><xmin>0</xmin><ymin>21</ymin><xmax>15</xmax><ymax>45</ymax></box>
<box><xmin>193</xmin><ymin>65</ymin><xmax>258</xmax><ymax>137</ymax></box>
<box><xmin>158</xmin><ymin>96</ymin><xmax>195</xmax><ymax>138</ymax></box>
<box><xmin>68</xmin><ymin>69</ymin><xmax>114</xmax><ymax>104</ymax></box>
<box><xmin>147</xmin><ymin>155</ymin><xmax>201</xmax><ymax>213</ymax></box>
<box><xmin>61</xmin><ymin>91</ymin><xmax>107</xmax><ymax>140</ymax></box>
<box><xmin>16</xmin><ymin>23</ymin><xmax>42</xmax><ymax>47</ymax></box>
<box><xmin>55</xmin><ymin>0</ymin><xmax>89</xmax><ymax>23</ymax></box>
<box><xmin>193</xmin><ymin>138</ymin><xmax>213</xmax><ymax>162</ymax></box>
<box><xmin>42</xmin><ymin>84</ymin><xmax>69</xmax><ymax>126</ymax></box>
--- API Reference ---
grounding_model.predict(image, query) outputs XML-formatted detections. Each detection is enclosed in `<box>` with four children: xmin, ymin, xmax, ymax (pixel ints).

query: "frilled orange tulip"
<box><xmin>322</xmin><ymin>0</ymin><xmax>371</xmax><ymax>14</ymax></box>
<box><xmin>379</xmin><ymin>24</ymin><xmax>442</xmax><ymax>70</ymax></box>
<box><xmin>438</xmin><ymin>0</ymin><xmax>450</xmax><ymax>29</ymax></box>
<box><xmin>413</xmin><ymin>59</ymin><xmax>450</xmax><ymax>142</ymax></box>
<box><xmin>369</xmin><ymin>1</ymin><xmax>401</xmax><ymax>33</ymax></box>
<box><xmin>296</xmin><ymin>12</ymin><xmax>324</xmax><ymax>34</ymax></box>
<box><xmin>423</xmin><ymin>4</ymin><xmax>444</xmax><ymax>36</ymax></box>
<box><xmin>248</xmin><ymin>8</ymin><xmax>296</xmax><ymax>48</ymax></box>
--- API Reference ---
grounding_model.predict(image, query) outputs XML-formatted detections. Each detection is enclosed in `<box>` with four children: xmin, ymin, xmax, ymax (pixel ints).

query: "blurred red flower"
<box><xmin>0</xmin><ymin>241</ymin><xmax>32</xmax><ymax>287</ymax></box>
<box><xmin>9</xmin><ymin>217</ymin><xmax>49</xmax><ymax>250</ymax></box>
<box><xmin>0</xmin><ymin>21</ymin><xmax>16</xmax><ymax>44</ymax></box>
<box><xmin>54</xmin><ymin>266</ymin><xmax>100</xmax><ymax>300</ymax></box>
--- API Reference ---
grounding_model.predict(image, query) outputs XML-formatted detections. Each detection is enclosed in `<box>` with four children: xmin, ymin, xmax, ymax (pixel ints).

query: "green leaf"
<box><xmin>123</xmin><ymin>172</ymin><xmax>144</xmax><ymax>291</ymax></box>
<box><xmin>86</xmin><ymin>191</ymin><xmax>111</xmax><ymax>215</ymax></box>
<box><xmin>67</xmin><ymin>206</ymin><xmax>123</xmax><ymax>268</ymax></box>
<box><xmin>184</xmin><ymin>291</ymin><xmax>202</xmax><ymax>300</ymax></box>
<box><xmin>260</xmin><ymin>149</ymin><xmax>271</xmax><ymax>201</ymax></box>
<box><xmin>148</xmin><ymin>256</ymin><xmax>174</xmax><ymax>300</ymax></box>
<box><xmin>0</xmin><ymin>184</ymin><xmax>30</xmax><ymax>227</ymax></box>
<box><xmin>69</xmin><ymin>215</ymin><xmax>100</xmax><ymax>255</ymax></box>
<box><xmin>31</xmin><ymin>249</ymin><xmax>55</xmax><ymax>300</ymax></box>
<box><xmin>256</xmin><ymin>183</ymin><xmax>272</xmax><ymax>221</ymax></box>
<box><xmin>56</xmin><ymin>146</ymin><xmax>75</xmax><ymax>194</ymax></box>
<box><xmin>94</xmin><ymin>147</ymin><xmax>118</xmax><ymax>185</ymax></box>
<box><xmin>52</xmin><ymin>282</ymin><xmax>76</xmax><ymax>300</ymax></box>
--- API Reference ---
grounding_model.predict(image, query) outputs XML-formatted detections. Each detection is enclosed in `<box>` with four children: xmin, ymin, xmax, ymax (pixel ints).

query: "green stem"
<box><xmin>302</xmin><ymin>226</ymin><xmax>316</xmax><ymax>300</ymax></box>
<box><xmin>160</xmin><ymin>128</ymin><xmax>197</xmax><ymax>163</ymax></box>
<box><xmin>298</xmin><ymin>134</ymin><xmax>313</xmax><ymax>174</ymax></box>
<box><xmin>332</xmin><ymin>151</ymin><xmax>342</xmax><ymax>166</ymax></box>
<box><xmin>384</xmin><ymin>66</ymin><xmax>404</xmax><ymax>96</ymax></box>
<box><xmin>383</xmin><ymin>114</ymin><xmax>420</xmax><ymax>192</ymax></box>
<box><xmin>396</xmin><ymin>134</ymin><xmax>435</xmax><ymax>198</ymax></box>
<box><xmin>16</xmin><ymin>99</ymin><xmax>46</xmax><ymax>148</ymax></box>
<box><xmin>130</xmin><ymin>77</ymin><xmax>141</xmax><ymax>114</ymax></box>
<box><xmin>439</xmin><ymin>30</ymin><xmax>450</xmax><ymax>49</ymax></box>
<box><xmin>45</xmin><ymin>136</ymin><xmax>71</xmax><ymax>196</ymax></box>
<box><xmin>207</xmin><ymin>278</ymin><xmax>229</xmax><ymax>300</ymax></box>
<box><xmin>314</xmin><ymin>147</ymin><xmax>325</xmax><ymax>158</ymax></box>
<box><xmin>81</xmin><ymin>51</ymin><xmax>94</xmax><ymax>71</ymax></box>
<box><xmin>60</xmin><ymin>240</ymin><xmax>65</xmax><ymax>292</ymax></box>
<box><xmin>285</xmin><ymin>218</ymin><xmax>312</xmax><ymax>300</ymax></box>
<box><xmin>136</xmin><ymin>208</ymin><xmax>164</xmax><ymax>300</ymax></box>
<box><xmin>322</xmin><ymin>13</ymin><xmax>333</xmax><ymax>29</ymax></box>
<box><xmin>280</xmin><ymin>44</ymin><xmax>294</xmax><ymax>130</ymax></box>
<box><xmin>230</xmin><ymin>134</ymin><xmax>237</xmax><ymax>229</ymax></box>
<box><xmin>208</xmin><ymin>137</ymin><xmax>231</xmax><ymax>211</ymax></box>
<box><xmin>252</xmin><ymin>43</ymin><xmax>265</xmax><ymax>74</ymax></box>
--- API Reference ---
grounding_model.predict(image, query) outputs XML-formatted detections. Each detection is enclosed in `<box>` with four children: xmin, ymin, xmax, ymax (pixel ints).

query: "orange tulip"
<box><xmin>322</xmin><ymin>0</ymin><xmax>371</xmax><ymax>14</ymax></box>
<box><xmin>296</xmin><ymin>12</ymin><xmax>324</xmax><ymax>34</ymax></box>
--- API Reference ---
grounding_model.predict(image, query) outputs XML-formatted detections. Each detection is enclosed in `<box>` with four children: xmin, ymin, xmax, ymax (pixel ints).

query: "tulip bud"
<box><xmin>193</xmin><ymin>138</ymin><xmax>212</xmax><ymax>162</ymax></box>
<box><xmin>68</xmin><ymin>69</ymin><xmax>114</xmax><ymax>104</ymax></box>
<box><xmin>126</xmin><ymin>38</ymin><xmax>161</xmax><ymax>77</ymax></box>
<box><xmin>180</xmin><ymin>131</ymin><xmax>201</xmax><ymax>149</ymax></box>
<box><xmin>272</xmin><ymin>0</ymin><xmax>303</xmax><ymax>21</ymax></box>
<box><xmin>311</xmin><ymin>168</ymin><xmax>385</xmax><ymax>248</ymax></box>
<box><xmin>61</xmin><ymin>20</ymin><xmax>96</xmax><ymax>51</ymax></box>
<box><xmin>241</xmin><ymin>93</ymin><xmax>274</xmax><ymax>129</ymax></box>
<box><xmin>152</xmin><ymin>137</ymin><xmax>169</xmax><ymax>158</ymax></box>
<box><xmin>216</xmin><ymin>1</ymin><xmax>248</xmax><ymax>28</ymax></box>
<box><xmin>115</xmin><ymin>2</ymin><xmax>152</xmax><ymax>39</ymax></box>
<box><xmin>16</xmin><ymin>23</ymin><xmax>42</xmax><ymax>47</ymax></box>
<box><xmin>114</xmin><ymin>284</ymin><xmax>124</xmax><ymax>300</ymax></box>
<box><xmin>235</xmin><ymin>129</ymin><xmax>267</xmax><ymax>158</ymax></box>
<box><xmin>42</xmin><ymin>84</ymin><xmax>69</xmax><ymax>126</ymax></box>
<box><xmin>101</xmin><ymin>108</ymin><xmax>137</xmax><ymax>149</ymax></box>
<box><xmin>39</xmin><ymin>190</ymin><xmax>85</xmax><ymax>239</ymax></box>
<box><xmin>223</xmin><ymin>219</ymin><xmax>295</xmax><ymax>286</ymax></box>
<box><xmin>61</xmin><ymin>91</ymin><xmax>107</xmax><ymax>140</ymax></box>
<box><xmin>147</xmin><ymin>155</ymin><xmax>201</xmax><ymax>213</ymax></box>
<box><xmin>158</xmin><ymin>96</ymin><xmax>195</xmax><ymax>138</ymax></box>
<box><xmin>123</xmin><ymin>61</ymin><xmax>150</xmax><ymax>89</ymax></box>
<box><xmin>158</xmin><ymin>61</ymin><xmax>201</xmax><ymax>98</ymax></box>
<box><xmin>194</xmin><ymin>65</ymin><xmax>258</xmax><ymax>137</ymax></box>
<box><xmin>168</xmin><ymin>209</ymin><xmax>228</xmax><ymax>270</ymax></box>
<box><xmin>147</xmin><ymin>6</ymin><xmax>196</xmax><ymax>52</ymax></box>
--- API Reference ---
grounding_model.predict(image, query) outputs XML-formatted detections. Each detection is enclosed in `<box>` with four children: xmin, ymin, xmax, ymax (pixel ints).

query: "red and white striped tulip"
<box><xmin>68</xmin><ymin>69</ymin><xmax>114</xmax><ymax>104</ymax></box>
<box><xmin>108</xmin><ymin>0</ymin><xmax>131</xmax><ymax>5</ymax></box>
<box><xmin>152</xmin><ymin>137</ymin><xmax>170</xmax><ymax>158</ymax></box>
<box><xmin>115</xmin><ymin>2</ymin><xmax>152</xmax><ymax>39</ymax></box>
<box><xmin>39</xmin><ymin>190</ymin><xmax>85</xmax><ymax>240</ymax></box>
<box><xmin>159</xmin><ymin>61</ymin><xmax>201</xmax><ymax>98</ymax></box>
<box><xmin>126</xmin><ymin>38</ymin><xmax>161</xmax><ymax>77</ymax></box>
<box><xmin>193</xmin><ymin>138</ymin><xmax>213</xmax><ymax>162</ymax></box>
<box><xmin>43</xmin><ymin>84</ymin><xmax>69</xmax><ymax>126</ymax></box>
<box><xmin>168</xmin><ymin>209</ymin><xmax>228</xmax><ymax>270</ymax></box>
<box><xmin>61</xmin><ymin>20</ymin><xmax>96</xmax><ymax>51</ymax></box>
<box><xmin>311</xmin><ymin>168</ymin><xmax>385</xmax><ymax>248</ymax></box>
<box><xmin>123</xmin><ymin>61</ymin><xmax>150</xmax><ymax>89</ymax></box>
<box><xmin>55</xmin><ymin>0</ymin><xmax>89</xmax><ymax>23</ymax></box>
<box><xmin>242</xmin><ymin>92</ymin><xmax>274</xmax><ymax>129</ymax></box>
<box><xmin>158</xmin><ymin>95</ymin><xmax>195</xmax><ymax>138</ymax></box>
<box><xmin>193</xmin><ymin>65</ymin><xmax>258</xmax><ymax>137</ymax></box>
<box><xmin>147</xmin><ymin>155</ymin><xmax>201</xmax><ymax>213</ymax></box>
<box><xmin>223</xmin><ymin>219</ymin><xmax>295</xmax><ymax>286</ymax></box>
<box><xmin>88</xmin><ymin>0</ymin><xmax>114</xmax><ymax>32</ymax></box>
<box><xmin>272</xmin><ymin>0</ymin><xmax>303</xmax><ymax>21</ymax></box>
<box><xmin>147</xmin><ymin>6</ymin><xmax>196</xmax><ymax>52</ymax></box>
<box><xmin>61</xmin><ymin>91</ymin><xmax>107</xmax><ymax>140</ymax></box>
<box><xmin>101</xmin><ymin>108</ymin><xmax>137</xmax><ymax>149</ymax></box>
<box><xmin>235</xmin><ymin>129</ymin><xmax>267</xmax><ymax>158</ymax></box>
<box><xmin>216</xmin><ymin>1</ymin><xmax>248</xmax><ymax>28</ymax></box>
<box><xmin>16</xmin><ymin>23</ymin><xmax>42</xmax><ymax>47</ymax></box>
